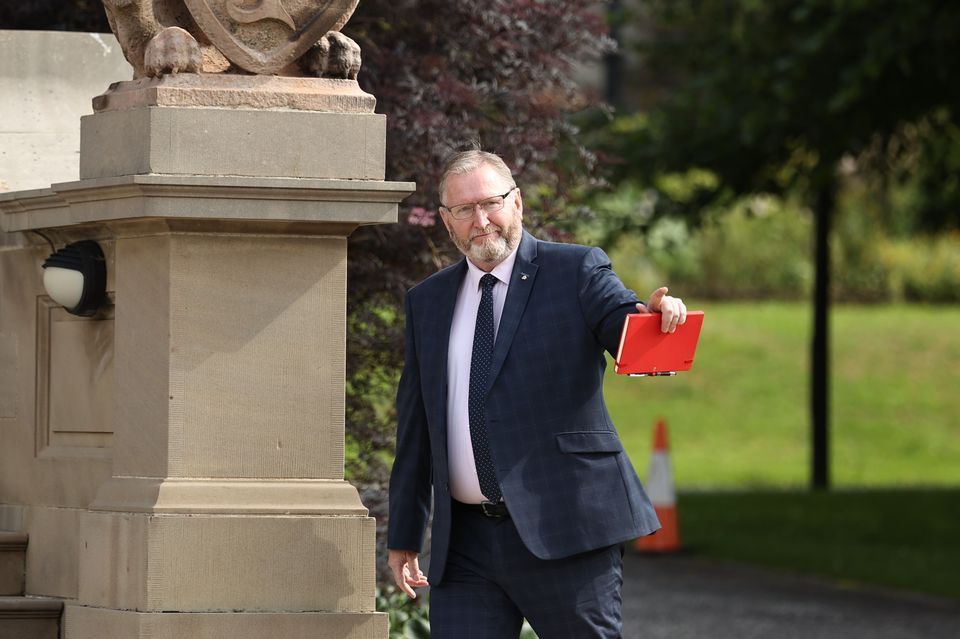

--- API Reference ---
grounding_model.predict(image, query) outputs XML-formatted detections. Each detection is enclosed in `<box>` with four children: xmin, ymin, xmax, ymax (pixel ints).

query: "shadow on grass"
<box><xmin>676</xmin><ymin>488</ymin><xmax>960</xmax><ymax>600</ymax></box>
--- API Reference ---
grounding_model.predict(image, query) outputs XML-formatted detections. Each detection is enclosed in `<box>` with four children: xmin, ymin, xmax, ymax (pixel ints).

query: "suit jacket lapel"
<box><xmin>487</xmin><ymin>231</ymin><xmax>539</xmax><ymax>391</ymax></box>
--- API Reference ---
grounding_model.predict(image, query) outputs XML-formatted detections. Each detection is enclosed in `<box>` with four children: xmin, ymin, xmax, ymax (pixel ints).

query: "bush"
<box><xmin>377</xmin><ymin>586</ymin><xmax>430</xmax><ymax>639</ymax></box>
<box><xmin>832</xmin><ymin>202</ymin><xmax>960</xmax><ymax>303</ymax></box>
<box><xmin>694</xmin><ymin>197</ymin><xmax>813</xmax><ymax>299</ymax></box>
<box><xmin>880</xmin><ymin>233</ymin><xmax>960</xmax><ymax>303</ymax></box>
<box><xmin>608</xmin><ymin>194</ymin><xmax>813</xmax><ymax>300</ymax></box>
<box><xmin>376</xmin><ymin>586</ymin><xmax>540</xmax><ymax>638</ymax></box>
<box><xmin>603</xmin><ymin>183</ymin><xmax>960</xmax><ymax>303</ymax></box>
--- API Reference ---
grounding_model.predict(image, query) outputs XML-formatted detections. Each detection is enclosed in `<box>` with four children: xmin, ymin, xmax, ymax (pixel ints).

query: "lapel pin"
<box><xmin>520</xmin><ymin>273</ymin><xmax>529</xmax><ymax>281</ymax></box>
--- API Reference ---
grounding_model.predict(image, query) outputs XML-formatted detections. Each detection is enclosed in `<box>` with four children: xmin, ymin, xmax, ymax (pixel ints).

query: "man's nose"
<box><xmin>472</xmin><ymin>207</ymin><xmax>490</xmax><ymax>227</ymax></box>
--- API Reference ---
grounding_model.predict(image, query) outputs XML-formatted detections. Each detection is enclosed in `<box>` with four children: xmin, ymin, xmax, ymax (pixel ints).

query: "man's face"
<box><xmin>439</xmin><ymin>164</ymin><xmax>523</xmax><ymax>269</ymax></box>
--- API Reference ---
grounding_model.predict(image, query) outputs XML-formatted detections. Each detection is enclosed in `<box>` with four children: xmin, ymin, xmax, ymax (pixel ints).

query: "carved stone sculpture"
<box><xmin>102</xmin><ymin>0</ymin><xmax>361</xmax><ymax>78</ymax></box>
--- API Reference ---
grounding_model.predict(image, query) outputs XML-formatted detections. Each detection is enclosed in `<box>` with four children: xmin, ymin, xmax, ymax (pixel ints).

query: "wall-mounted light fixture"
<box><xmin>41</xmin><ymin>240</ymin><xmax>107</xmax><ymax>317</ymax></box>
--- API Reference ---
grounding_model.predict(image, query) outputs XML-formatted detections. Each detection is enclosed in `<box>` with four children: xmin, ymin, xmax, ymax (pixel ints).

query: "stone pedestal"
<box><xmin>0</xmin><ymin>75</ymin><xmax>414</xmax><ymax>638</ymax></box>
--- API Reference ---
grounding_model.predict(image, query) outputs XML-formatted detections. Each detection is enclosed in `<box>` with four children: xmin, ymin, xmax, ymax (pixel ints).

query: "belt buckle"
<box><xmin>480</xmin><ymin>500</ymin><xmax>507</xmax><ymax>518</ymax></box>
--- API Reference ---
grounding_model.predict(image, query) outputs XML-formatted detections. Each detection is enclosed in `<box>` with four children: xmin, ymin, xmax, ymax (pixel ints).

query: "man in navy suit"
<box><xmin>388</xmin><ymin>150</ymin><xmax>686</xmax><ymax>638</ymax></box>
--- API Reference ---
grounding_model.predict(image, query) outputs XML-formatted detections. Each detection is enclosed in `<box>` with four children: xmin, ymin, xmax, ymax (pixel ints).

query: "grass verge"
<box><xmin>677</xmin><ymin>489</ymin><xmax>960</xmax><ymax>600</ymax></box>
<box><xmin>607</xmin><ymin>302</ymin><xmax>960</xmax><ymax>487</ymax></box>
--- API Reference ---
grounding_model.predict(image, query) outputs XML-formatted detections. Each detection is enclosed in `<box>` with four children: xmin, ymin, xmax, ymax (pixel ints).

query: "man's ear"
<box><xmin>514</xmin><ymin>188</ymin><xmax>523</xmax><ymax>217</ymax></box>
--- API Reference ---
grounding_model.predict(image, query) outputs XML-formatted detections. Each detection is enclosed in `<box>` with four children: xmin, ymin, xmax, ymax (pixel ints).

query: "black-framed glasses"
<box><xmin>441</xmin><ymin>187</ymin><xmax>517</xmax><ymax>220</ymax></box>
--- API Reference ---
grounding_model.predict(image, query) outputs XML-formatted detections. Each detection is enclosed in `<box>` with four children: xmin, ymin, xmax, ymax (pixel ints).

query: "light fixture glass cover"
<box><xmin>41</xmin><ymin>240</ymin><xmax>107</xmax><ymax>316</ymax></box>
<box><xmin>42</xmin><ymin>267</ymin><xmax>85</xmax><ymax>309</ymax></box>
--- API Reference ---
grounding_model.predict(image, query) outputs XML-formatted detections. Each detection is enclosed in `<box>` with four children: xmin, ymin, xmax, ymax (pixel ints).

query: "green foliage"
<box><xmin>606</xmin><ymin>190</ymin><xmax>813</xmax><ymax>300</ymax></box>
<box><xmin>344</xmin><ymin>296</ymin><xmax>404</xmax><ymax>483</ymax></box>
<box><xmin>375</xmin><ymin>586</ymin><xmax>540</xmax><ymax>638</ymax></box>
<box><xmin>606</xmin><ymin>0</ymin><xmax>960</xmax><ymax>231</ymax></box>
<box><xmin>845</xmin><ymin>224</ymin><xmax>960</xmax><ymax>304</ymax></box>
<box><xmin>878</xmin><ymin>234</ymin><xmax>960</xmax><ymax>303</ymax></box>
<box><xmin>693</xmin><ymin>197</ymin><xmax>814</xmax><ymax>299</ymax></box>
<box><xmin>377</xmin><ymin>586</ymin><xmax>430</xmax><ymax>639</ymax></box>
<box><xmin>900</xmin><ymin>110</ymin><xmax>960</xmax><ymax>233</ymax></box>
<box><xmin>601</xmin><ymin>177</ymin><xmax>960</xmax><ymax>303</ymax></box>
<box><xmin>680</xmin><ymin>490</ymin><xmax>960</xmax><ymax>599</ymax></box>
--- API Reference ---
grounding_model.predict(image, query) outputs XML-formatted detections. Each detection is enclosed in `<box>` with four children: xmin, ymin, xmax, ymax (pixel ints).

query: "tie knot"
<box><xmin>480</xmin><ymin>274</ymin><xmax>498</xmax><ymax>290</ymax></box>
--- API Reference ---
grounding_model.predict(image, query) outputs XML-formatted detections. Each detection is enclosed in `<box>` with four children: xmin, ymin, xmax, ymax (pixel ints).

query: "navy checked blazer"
<box><xmin>388</xmin><ymin>230</ymin><xmax>661</xmax><ymax>585</ymax></box>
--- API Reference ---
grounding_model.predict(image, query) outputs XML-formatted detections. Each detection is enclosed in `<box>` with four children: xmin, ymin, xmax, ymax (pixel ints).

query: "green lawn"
<box><xmin>678</xmin><ymin>489</ymin><xmax>960</xmax><ymax>600</ymax></box>
<box><xmin>607</xmin><ymin>302</ymin><xmax>960</xmax><ymax>488</ymax></box>
<box><xmin>606</xmin><ymin>302</ymin><xmax>960</xmax><ymax>599</ymax></box>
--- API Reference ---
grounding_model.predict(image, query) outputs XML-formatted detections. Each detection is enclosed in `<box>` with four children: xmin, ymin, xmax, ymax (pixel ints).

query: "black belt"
<box><xmin>454</xmin><ymin>499</ymin><xmax>510</xmax><ymax>518</ymax></box>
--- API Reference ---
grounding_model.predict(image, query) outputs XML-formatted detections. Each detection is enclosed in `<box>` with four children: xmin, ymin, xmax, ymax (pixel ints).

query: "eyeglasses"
<box><xmin>441</xmin><ymin>187</ymin><xmax>517</xmax><ymax>220</ymax></box>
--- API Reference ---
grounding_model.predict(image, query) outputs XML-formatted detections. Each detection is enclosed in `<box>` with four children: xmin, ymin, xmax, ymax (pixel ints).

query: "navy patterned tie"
<box><xmin>469</xmin><ymin>273</ymin><xmax>502</xmax><ymax>502</ymax></box>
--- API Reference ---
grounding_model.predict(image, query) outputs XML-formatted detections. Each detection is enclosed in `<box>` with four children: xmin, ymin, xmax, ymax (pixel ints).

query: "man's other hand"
<box><xmin>643</xmin><ymin>286</ymin><xmax>687</xmax><ymax>333</ymax></box>
<box><xmin>388</xmin><ymin>549</ymin><xmax>429</xmax><ymax>598</ymax></box>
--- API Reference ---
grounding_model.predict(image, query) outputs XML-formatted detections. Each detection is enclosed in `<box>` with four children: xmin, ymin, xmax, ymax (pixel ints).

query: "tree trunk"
<box><xmin>811</xmin><ymin>179</ymin><xmax>834</xmax><ymax>490</ymax></box>
<box><xmin>605</xmin><ymin>0</ymin><xmax>624</xmax><ymax>108</ymax></box>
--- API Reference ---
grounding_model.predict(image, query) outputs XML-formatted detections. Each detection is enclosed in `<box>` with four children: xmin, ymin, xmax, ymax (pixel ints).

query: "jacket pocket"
<box><xmin>555</xmin><ymin>431</ymin><xmax>624</xmax><ymax>454</ymax></box>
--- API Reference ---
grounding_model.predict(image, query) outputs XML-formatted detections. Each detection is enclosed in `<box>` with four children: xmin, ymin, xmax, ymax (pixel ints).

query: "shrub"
<box><xmin>608</xmin><ymin>194</ymin><xmax>813</xmax><ymax>300</ymax></box>
<box><xmin>888</xmin><ymin>233</ymin><xmax>960</xmax><ymax>303</ymax></box>
<box><xmin>376</xmin><ymin>586</ymin><xmax>540</xmax><ymax>638</ymax></box>
<box><xmin>605</xmin><ymin>184</ymin><xmax>960</xmax><ymax>304</ymax></box>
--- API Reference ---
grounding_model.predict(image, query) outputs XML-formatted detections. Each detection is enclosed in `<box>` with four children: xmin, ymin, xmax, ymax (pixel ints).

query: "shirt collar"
<box><xmin>465</xmin><ymin>242</ymin><xmax>520</xmax><ymax>290</ymax></box>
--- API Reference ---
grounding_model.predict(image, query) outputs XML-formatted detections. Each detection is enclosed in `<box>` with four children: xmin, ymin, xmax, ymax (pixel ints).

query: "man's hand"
<box><xmin>388</xmin><ymin>549</ymin><xmax>429</xmax><ymax>599</ymax></box>
<box><xmin>642</xmin><ymin>286</ymin><xmax>687</xmax><ymax>333</ymax></box>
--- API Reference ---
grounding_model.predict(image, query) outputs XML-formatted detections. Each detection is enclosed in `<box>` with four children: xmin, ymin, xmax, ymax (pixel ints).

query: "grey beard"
<box><xmin>454</xmin><ymin>223</ymin><xmax>521</xmax><ymax>265</ymax></box>
<box><xmin>468</xmin><ymin>235</ymin><xmax>510</xmax><ymax>263</ymax></box>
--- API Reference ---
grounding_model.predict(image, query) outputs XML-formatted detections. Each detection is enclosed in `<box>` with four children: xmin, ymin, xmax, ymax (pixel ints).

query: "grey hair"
<box><xmin>438</xmin><ymin>150</ymin><xmax>517</xmax><ymax>205</ymax></box>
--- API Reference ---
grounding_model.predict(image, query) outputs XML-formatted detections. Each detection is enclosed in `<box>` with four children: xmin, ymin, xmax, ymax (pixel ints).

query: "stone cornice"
<box><xmin>0</xmin><ymin>174</ymin><xmax>415</xmax><ymax>236</ymax></box>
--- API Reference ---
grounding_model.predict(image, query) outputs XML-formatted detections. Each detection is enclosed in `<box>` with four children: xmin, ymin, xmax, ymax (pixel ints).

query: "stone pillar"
<box><xmin>0</xmin><ymin>76</ymin><xmax>413</xmax><ymax>638</ymax></box>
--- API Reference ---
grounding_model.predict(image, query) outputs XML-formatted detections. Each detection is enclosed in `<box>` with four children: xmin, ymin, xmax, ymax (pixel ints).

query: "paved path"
<box><xmin>621</xmin><ymin>554</ymin><xmax>960</xmax><ymax>639</ymax></box>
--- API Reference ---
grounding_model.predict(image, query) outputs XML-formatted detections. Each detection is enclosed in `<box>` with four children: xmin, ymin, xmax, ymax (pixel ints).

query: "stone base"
<box><xmin>91</xmin><ymin>74</ymin><xmax>377</xmax><ymax>114</ymax></box>
<box><xmin>79</xmin><ymin>105</ymin><xmax>386</xmax><ymax>181</ymax></box>
<box><xmin>64</xmin><ymin>606</ymin><xmax>388</xmax><ymax>639</ymax></box>
<box><xmin>78</xmin><ymin>511</ymin><xmax>378</xmax><ymax>612</ymax></box>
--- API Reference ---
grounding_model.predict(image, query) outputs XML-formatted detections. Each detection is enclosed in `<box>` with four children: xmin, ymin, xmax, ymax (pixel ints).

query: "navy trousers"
<box><xmin>429</xmin><ymin>500</ymin><xmax>625</xmax><ymax>639</ymax></box>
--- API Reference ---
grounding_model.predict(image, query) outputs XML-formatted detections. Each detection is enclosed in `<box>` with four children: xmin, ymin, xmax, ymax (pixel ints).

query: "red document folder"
<box><xmin>614</xmin><ymin>311</ymin><xmax>704</xmax><ymax>376</ymax></box>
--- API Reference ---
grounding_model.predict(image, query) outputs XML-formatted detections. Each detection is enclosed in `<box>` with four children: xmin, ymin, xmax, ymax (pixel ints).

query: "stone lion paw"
<box><xmin>144</xmin><ymin>27</ymin><xmax>202</xmax><ymax>77</ymax></box>
<box><xmin>299</xmin><ymin>31</ymin><xmax>361</xmax><ymax>80</ymax></box>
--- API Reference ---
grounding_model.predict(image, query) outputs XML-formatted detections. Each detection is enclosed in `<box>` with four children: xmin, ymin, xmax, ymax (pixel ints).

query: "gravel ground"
<box><xmin>621</xmin><ymin>553</ymin><xmax>960</xmax><ymax>639</ymax></box>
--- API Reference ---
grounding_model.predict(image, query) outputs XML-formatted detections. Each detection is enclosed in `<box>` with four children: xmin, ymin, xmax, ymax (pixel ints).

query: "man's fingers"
<box><xmin>410</xmin><ymin>555</ymin><xmax>423</xmax><ymax>581</ymax></box>
<box><xmin>388</xmin><ymin>552</ymin><xmax>421</xmax><ymax>599</ymax></box>
<box><xmin>647</xmin><ymin>286</ymin><xmax>669</xmax><ymax>311</ymax></box>
<box><xmin>661</xmin><ymin>306</ymin><xmax>674</xmax><ymax>333</ymax></box>
<box><xmin>398</xmin><ymin>564</ymin><xmax>420</xmax><ymax>598</ymax></box>
<box><xmin>405</xmin><ymin>556</ymin><xmax>429</xmax><ymax>588</ymax></box>
<box><xmin>388</xmin><ymin>561</ymin><xmax>409</xmax><ymax>596</ymax></box>
<box><xmin>658</xmin><ymin>296</ymin><xmax>686</xmax><ymax>333</ymax></box>
<box><xmin>399</xmin><ymin>573</ymin><xmax>417</xmax><ymax>598</ymax></box>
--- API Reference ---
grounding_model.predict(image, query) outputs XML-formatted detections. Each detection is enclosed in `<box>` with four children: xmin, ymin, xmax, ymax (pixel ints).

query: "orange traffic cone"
<box><xmin>634</xmin><ymin>418</ymin><xmax>681</xmax><ymax>553</ymax></box>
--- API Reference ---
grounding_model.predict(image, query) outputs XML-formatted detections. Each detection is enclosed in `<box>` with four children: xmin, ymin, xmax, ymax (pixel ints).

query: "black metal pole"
<box><xmin>605</xmin><ymin>0</ymin><xmax>624</xmax><ymax>108</ymax></box>
<box><xmin>811</xmin><ymin>180</ymin><xmax>834</xmax><ymax>490</ymax></box>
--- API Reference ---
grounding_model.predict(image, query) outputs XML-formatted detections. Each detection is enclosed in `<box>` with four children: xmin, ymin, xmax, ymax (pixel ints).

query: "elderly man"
<box><xmin>388</xmin><ymin>150</ymin><xmax>686</xmax><ymax>638</ymax></box>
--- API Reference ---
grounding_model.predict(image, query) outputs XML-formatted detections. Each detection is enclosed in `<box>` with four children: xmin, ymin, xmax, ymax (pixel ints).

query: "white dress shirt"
<box><xmin>446</xmin><ymin>247</ymin><xmax>519</xmax><ymax>504</ymax></box>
